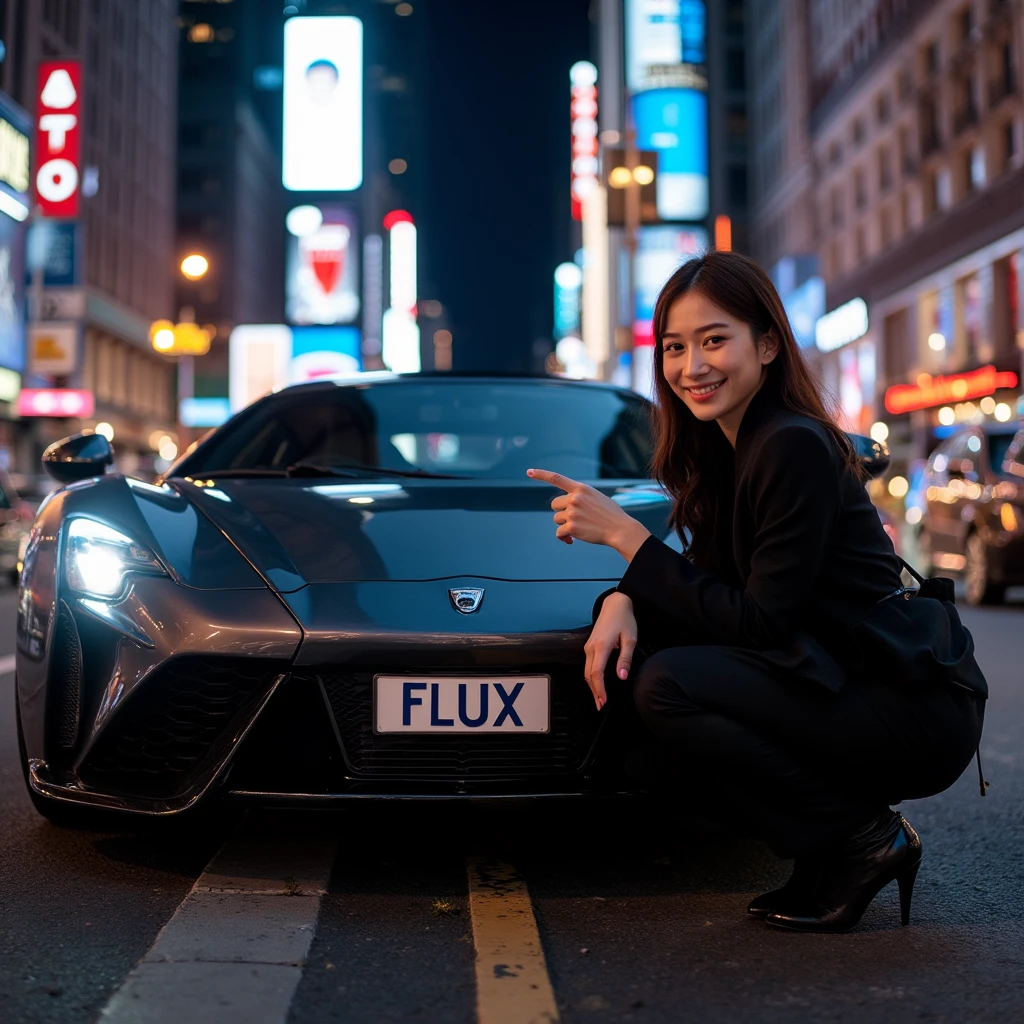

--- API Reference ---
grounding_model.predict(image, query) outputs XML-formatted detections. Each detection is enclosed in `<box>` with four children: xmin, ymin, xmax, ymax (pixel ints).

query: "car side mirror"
<box><xmin>848</xmin><ymin>433</ymin><xmax>890</xmax><ymax>480</ymax></box>
<box><xmin>42</xmin><ymin>431</ymin><xmax>114</xmax><ymax>484</ymax></box>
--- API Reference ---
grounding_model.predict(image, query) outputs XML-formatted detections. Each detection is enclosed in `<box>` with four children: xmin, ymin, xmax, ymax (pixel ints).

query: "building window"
<box><xmin>878</xmin><ymin>146</ymin><xmax>892</xmax><ymax>192</ymax></box>
<box><xmin>880</xmin><ymin>206</ymin><xmax>893</xmax><ymax>247</ymax></box>
<box><xmin>959</xmin><ymin>6</ymin><xmax>973</xmax><ymax>42</ymax></box>
<box><xmin>876</xmin><ymin>92</ymin><xmax>891</xmax><ymax>124</ymax></box>
<box><xmin>923</xmin><ymin>170</ymin><xmax>939</xmax><ymax>216</ymax></box>
<box><xmin>726</xmin><ymin>49</ymin><xmax>746</xmax><ymax>90</ymax></box>
<box><xmin>852</xmin><ymin>118</ymin><xmax>864</xmax><ymax>146</ymax></box>
<box><xmin>855</xmin><ymin>226</ymin><xmax>866</xmax><ymax>263</ymax></box>
<box><xmin>854</xmin><ymin>167</ymin><xmax>867</xmax><ymax>209</ymax></box>
<box><xmin>831</xmin><ymin>186</ymin><xmax>844</xmax><ymax>227</ymax></box>
<box><xmin>970</xmin><ymin>145</ymin><xmax>985</xmax><ymax>189</ymax></box>
<box><xmin>830</xmin><ymin>239</ymin><xmax>843</xmax><ymax>278</ymax></box>
<box><xmin>830</xmin><ymin>140</ymin><xmax>842</xmax><ymax>166</ymax></box>
<box><xmin>926</xmin><ymin>41</ymin><xmax>939</xmax><ymax>75</ymax></box>
<box><xmin>1006</xmin><ymin>120</ymin><xmax>1019</xmax><ymax>168</ymax></box>
<box><xmin>727</xmin><ymin>165</ymin><xmax>748</xmax><ymax>208</ymax></box>
<box><xmin>898</xmin><ymin>67</ymin><xmax>914</xmax><ymax>103</ymax></box>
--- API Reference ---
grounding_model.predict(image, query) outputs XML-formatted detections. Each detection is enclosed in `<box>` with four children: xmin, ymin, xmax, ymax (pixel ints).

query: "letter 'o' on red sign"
<box><xmin>35</xmin><ymin>61</ymin><xmax>82</xmax><ymax>218</ymax></box>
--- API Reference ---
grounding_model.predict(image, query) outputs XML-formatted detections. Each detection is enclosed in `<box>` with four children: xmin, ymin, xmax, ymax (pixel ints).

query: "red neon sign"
<box><xmin>884</xmin><ymin>365</ymin><xmax>1018</xmax><ymax>415</ymax></box>
<box><xmin>17</xmin><ymin>388</ymin><xmax>94</xmax><ymax>418</ymax></box>
<box><xmin>34</xmin><ymin>61</ymin><xmax>82</xmax><ymax>218</ymax></box>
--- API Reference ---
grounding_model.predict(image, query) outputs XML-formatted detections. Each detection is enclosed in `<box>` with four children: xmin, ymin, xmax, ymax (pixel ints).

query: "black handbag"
<box><xmin>852</xmin><ymin>556</ymin><xmax>989</xmax><ymax>795</ymax></box>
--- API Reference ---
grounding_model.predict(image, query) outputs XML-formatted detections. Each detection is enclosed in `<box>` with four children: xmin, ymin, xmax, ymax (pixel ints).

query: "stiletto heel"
<box><xmin>897</xmin><ymin>858</ymin><xmax>921</xmax><ymax>927</ymax></box>
<box><xmin>766</xmin><ymin>812</ymin><xmax>923</xmax><ymax>934</ymax></box>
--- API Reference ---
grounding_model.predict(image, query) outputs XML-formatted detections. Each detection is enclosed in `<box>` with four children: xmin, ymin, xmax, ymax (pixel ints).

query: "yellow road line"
<box><xmin>467</xmin><ymin>858</ymin><xmax>560</xmax><ymax>1024</ymax></box>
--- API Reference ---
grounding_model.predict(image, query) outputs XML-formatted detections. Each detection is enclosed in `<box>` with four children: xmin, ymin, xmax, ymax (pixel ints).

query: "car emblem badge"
<box><xmin>449</xmin><ymin>588</ymin><xmax>484</xmax><ymax>614</ymax></box>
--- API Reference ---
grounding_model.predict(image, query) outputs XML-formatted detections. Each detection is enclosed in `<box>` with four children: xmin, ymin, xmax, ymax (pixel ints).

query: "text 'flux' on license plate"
<box><xmin>374</xmin><ymin>675</ymin><xmax>550</xmax><ymax>734</ymax></box>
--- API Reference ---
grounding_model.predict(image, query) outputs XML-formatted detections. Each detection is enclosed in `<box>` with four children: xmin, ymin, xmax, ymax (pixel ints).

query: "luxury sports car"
<box><xmin>16</xmin><ymin>374</ymin><xmax>673</xmax><ymax>822</ymax></box>
<box><xmin>16</xmin><ymin>373</ymin><xmax>891</xmax><ymax>824</ymax></box>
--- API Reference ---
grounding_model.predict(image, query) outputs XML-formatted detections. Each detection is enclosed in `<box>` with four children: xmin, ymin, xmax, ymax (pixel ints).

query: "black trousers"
<box><xmin>631</xmin><ymin>645</ymin><xmax>984</xmax><ymax>858</ymax></box>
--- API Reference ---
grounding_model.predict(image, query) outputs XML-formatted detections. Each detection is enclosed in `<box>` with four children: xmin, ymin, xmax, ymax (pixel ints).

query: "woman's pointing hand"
<box><xmin>527</xmin><ymin>468</ymin><xmax>652</xmax><ymax>562</ymax></box>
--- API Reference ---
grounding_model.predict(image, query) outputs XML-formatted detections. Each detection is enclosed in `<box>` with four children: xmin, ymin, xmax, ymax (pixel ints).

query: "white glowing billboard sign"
<box><xmin>282</xmin><ymin>17</ymin><xmax>363</xmax><ymax>192</ymax></box>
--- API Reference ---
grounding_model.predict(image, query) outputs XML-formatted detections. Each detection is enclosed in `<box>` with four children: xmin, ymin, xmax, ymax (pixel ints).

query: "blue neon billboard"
<box><xmin>632</xmin><ymin>88</ymin><xmax>708</xmax><ymax>222</ymax></box>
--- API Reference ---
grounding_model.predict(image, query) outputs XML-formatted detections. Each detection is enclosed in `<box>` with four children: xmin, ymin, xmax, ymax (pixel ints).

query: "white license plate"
<box><xmin>374</xmin><ymin>675</ymin><xmax>550</xmax><ymax>734</ymax></box>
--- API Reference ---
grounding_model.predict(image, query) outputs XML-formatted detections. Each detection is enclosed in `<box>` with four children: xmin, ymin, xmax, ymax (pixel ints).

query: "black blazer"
<box><xmin>611</xmin><ymin>382</ymin><xmax>986</xmax><ymax>698</ymax></box>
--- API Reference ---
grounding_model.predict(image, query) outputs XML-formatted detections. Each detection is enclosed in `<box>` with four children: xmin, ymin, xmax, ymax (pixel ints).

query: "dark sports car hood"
<box><xmin>173</xmin><ymin>477</ymin><xmax>672</xmax><ymax>591</ymax></box>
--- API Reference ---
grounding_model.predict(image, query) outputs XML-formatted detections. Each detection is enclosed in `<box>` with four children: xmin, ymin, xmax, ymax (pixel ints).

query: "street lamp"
<box><xmin>180</xmin><ymin>253</ymin><xmax>210</xmax><ymax>280</ymax></box>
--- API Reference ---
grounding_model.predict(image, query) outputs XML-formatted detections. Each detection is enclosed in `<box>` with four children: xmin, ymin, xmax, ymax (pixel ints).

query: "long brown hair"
<box><xmin>649</xmin><ymin>250</ymin><xmax>859</xmax><ymax>567</ymax></box>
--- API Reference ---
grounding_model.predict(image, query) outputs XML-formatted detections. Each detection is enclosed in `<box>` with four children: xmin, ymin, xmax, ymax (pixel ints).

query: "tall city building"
<box><xmin>2</xmin><ymin>0</ymin><xmax>180</xmax><ymax>473</ymax></box>
<box><xmin>176</xmin><ymin>0</ymin><xmax>286</xmax><ymax>420</ymax></box>
<box><xmin>807</xmin><ymin>0</ymin><xmax>1024</xmax><ymax>472</ymax></box>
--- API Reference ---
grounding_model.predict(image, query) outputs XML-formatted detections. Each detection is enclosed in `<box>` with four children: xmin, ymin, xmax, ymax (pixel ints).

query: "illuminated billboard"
<box><xmin>626</xmin><ymin>1</ymin><xmax>705</xmax><ymax>92</ymax></box>
<box><xmin>282</xmin><ymin>17</ymin><xmax>362</xmax><ymax>192</ymax></box>
<box><xmin>285</xmin><ymin>204</ymin><xmax>360</xmax><ymax>325</ymax></box>
<box><xmin>289</xmin><ymin>326</ymin><xmax>361</xmax><ymax>383</ymax></box>
<box><xmin>632</xmin><ymin>88</ymin><xmax>708</xmax><ymax>221</ymax></box>
<box><xmin>632</xmin><ymin>225</ymin><xmax>707</xmax><ymax>348</ymax></box>
<box><xmin>35</xmin><ymin>62</ymin><xmax>82</xmax><ymax>217</ymax></box>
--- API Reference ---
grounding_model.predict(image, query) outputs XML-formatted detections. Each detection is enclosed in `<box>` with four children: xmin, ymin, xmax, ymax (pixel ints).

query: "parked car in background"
<box><xmin>850</xmin><ymin>434</ymin><xmax>901</xmax><ymax>556</ymax></box>
<box><xmin>0</xmin><ymin>471</ymin><xmax>36</xmax><ymax>585</ymax></box>
<box><xmin>916</xmin><ymin>420</ymin><xmax>1024</xmax><ymax>605</ymax></box>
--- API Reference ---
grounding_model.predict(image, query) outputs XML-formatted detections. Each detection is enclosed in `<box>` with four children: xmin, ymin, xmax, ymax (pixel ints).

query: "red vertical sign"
<box><xmin>35</xmin><ymin>61</ymin><xmax>82</xmax><ymax>218</ymax></box>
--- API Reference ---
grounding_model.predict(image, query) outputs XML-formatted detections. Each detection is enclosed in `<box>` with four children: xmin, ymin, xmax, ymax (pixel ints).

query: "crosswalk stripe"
<box><xmin>99</xmin><ymin>821</ymin><xmax>338</xmax><ymax>1024</ymax></box>
<box><xmin>468</xmin><ymin>858</ymin><xmax>560</xmax><ymax>1024</ymax></box>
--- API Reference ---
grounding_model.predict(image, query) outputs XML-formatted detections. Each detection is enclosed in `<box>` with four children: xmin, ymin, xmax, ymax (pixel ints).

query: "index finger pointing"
<box><xmin>527</xmin><ymin>468</ymin><xmax>581</xmax><ymax>491</ymax></box>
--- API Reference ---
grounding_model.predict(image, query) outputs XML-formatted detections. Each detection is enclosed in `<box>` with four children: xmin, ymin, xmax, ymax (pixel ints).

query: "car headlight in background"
<box><xmin>65</xmin><ymin>518</ymin><xmax>167</xmax><ymax>599</ymax></box>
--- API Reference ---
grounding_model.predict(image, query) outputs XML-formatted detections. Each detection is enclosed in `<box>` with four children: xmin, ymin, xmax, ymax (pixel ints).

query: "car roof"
<box><xmin>276</xmin><ymin>371</ymin><xmax>643</xmax><ymax>400</ymax></box>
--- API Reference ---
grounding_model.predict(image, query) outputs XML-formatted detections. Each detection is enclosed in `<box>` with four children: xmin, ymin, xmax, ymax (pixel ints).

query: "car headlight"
<box><xmin>65</xmin><ymin>518</ymin><xmax>167</xmax><ymax>599</ymax></box>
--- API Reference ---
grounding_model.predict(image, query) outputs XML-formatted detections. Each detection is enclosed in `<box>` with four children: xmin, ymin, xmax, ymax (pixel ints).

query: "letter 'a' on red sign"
<box><xmin>884</xmin><ymin>365</ymin><xmax>1019</xmax><ymax>415</ymax></box>
<box><xmin>35</xmin><ymin>61</ymin><xmax>82</xmax><ymax>218</ymax></box>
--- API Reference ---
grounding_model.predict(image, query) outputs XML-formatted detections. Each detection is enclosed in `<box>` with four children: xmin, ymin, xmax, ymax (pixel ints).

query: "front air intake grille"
<box><xmin>48</xmin><ymin>603</ymin><xmax>82</xmax><ymax>754</ymax></box>
<box><xmin>315</xmin><ymin>671</ymin><xmax>602</xmax><ymax>780</ymax></box>
<box><xmin>79</xmin><ymin>657</ymin><xmax>288</xmax><ymax>799</ymax></box>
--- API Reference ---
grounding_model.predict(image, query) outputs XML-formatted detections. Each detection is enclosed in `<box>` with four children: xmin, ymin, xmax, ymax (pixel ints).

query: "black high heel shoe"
<box><xmin>766</xmin><ymin>811</ymin><xmax>922</xmax><ymax>933</ymax></box>
<box><xmin>747</xmin><ymin>858</ymin><xmax>822</xmax><ymax>918</ymax></box>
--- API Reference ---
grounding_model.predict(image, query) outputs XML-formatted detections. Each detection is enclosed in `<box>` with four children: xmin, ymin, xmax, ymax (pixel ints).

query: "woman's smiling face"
<box><xmin>661</xmin><ymin>290</ymin><xmax>777</xmax><ymax>438</ymax></box>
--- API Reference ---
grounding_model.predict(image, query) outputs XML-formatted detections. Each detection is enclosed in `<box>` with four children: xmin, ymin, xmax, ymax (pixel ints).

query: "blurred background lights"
<box><xmin>149</xmin><ymin>430</ymin><xmax>167</xmax><ymax>451</ymax></box>
<box><xmin>158</xmin><ymin>439</ymin><xmax>179</xmax><ymax>462</ymax></box>
<box><xmin>188</xmin><ymin>23</ymin><xmax>214</xmax><ymax>43</ymax></box>
<box><xmin>554</xmin><ymin>262</ymin><xmax>583</xmax><ymax>290</ymax></box>
<box><xmin>995</xmin><ymin>402</ymin><xmax>1012</xmax><ymax>422</ymax></box>
<box><xmin>927</xmin><ymin>332</ymin><xmax>946</xmax><ymax>351</ymax></box>
<box><xmin>905</xmin><ymin>506</ymin><xmax>923</xmax><ymax>525</ymax></box>
<box><xmin>938</xmin><ymin>406</ymin><xmax>956</xmax><ymax>425</ymax></box>
<box><xmin>94</xmin><ymin>422</ymin><xmax>114</xmax><ymax>442</ymax></box>
<box><xmin>632</xmin><ymin>165</ymin><xmax>654</xmax><ymax>185</ymax></box>
<box><xmin>395</xmin><ymin>2</ymin><xmax>413</xmax><ymax>15</ymax></box>
<box><xmin>980</xmin><ymin>396</ymin><xmax>997</xmax><ymax>415</ymax></box>
<box><xmin>888</xmin><ymin>475</ymin><xmax>909</xmax><ymax>498</ymax></box>
<box><xmin>153</xmin><ymin>327</ymin><xmax>175</xmax><ymax>351</ymax></box>
<box><xmin>569</xmin><ymin>60</ymin><xmax>598</xmax><ymax>86</ymax></box>
<box><xmin>967</xmin><ymin>435</ymin><xmax>982</xmax><ymax>452</ymax></box>
<box><xmin>869</xmin><ymin>421</ymin><xmax>889</xmax><ymax>443</ymax></box>
<box><xmin>388</xmin><ymin>158</ymin><xmax>408</xmax><ymax>174</ymax></box>
<box><xmin>285</xmin><ymin>204</ymin><xmax>323</xmax><ymax>237</ymax></box>
<box><xmin>180</xmin><ymin>253</ymin><xmax>210</xmax><ymax>280</ymax></box>
<box><xmin>608</xmin><ymin>166</ymin><xmax>633</xmax><ymax>189</ymax></box>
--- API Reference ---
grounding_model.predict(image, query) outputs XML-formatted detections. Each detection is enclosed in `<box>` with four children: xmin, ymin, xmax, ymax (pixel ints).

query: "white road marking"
<box><xmin>0</xmin><ymin>653</ymin><xmax>17</xmax><ymax>676</ymax></box>
<box><xmin>99</xmin><ymin>824</ymin><xmax>338</xmax><ymax>1024</ymax></box>
<box><xmin>468</xmin><ymin>858</ymin><xmax>560</xmax><ymax>1024</ymax></box>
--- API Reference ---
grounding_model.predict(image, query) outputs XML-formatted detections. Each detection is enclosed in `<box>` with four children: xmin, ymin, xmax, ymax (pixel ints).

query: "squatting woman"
<box><xmin>527</xmin><ymin>251</ymin><xmax>987</xmax><ymax>933</ymax></box>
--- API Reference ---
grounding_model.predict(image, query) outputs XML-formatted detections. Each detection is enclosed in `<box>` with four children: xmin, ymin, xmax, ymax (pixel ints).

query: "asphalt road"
<box><xmin>2</xmin><ymin>583</ymin><xmax>1023</xmax><ymax>1024</ymax></box>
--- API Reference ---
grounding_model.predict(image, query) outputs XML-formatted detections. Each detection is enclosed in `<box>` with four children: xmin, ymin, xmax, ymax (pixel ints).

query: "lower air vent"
<box><xmin>79</xmin><ymin>657</ymin><xmax>288</xmax><ymax>799</ymax></box>
<box><xmin>48</xmin><ymin>603</ymin><xmax>82</xmax><ymax>754</ymax></box>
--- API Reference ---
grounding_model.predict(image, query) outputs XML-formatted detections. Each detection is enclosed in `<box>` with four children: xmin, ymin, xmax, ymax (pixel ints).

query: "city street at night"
<box><xmin>2</xmin><ymin>586</ymin><xmax>1024</xmax><ymax>1023</ymax></box>
<box><xmin>3</xmin><ymin>0</ymin><xmax>1024</xmax><ymax>1021</ymax></box>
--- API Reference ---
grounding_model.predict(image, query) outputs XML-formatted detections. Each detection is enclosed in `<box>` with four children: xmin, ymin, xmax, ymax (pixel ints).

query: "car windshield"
<box><xmin>176</xmin><ymin>380</ymin><xmax>654</xmax><ymax>481</ymax></box>
<box><xmin>989</xmin><ymin>429</ymin><xmax>1019</xmax><ymax>473</ymax></box>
